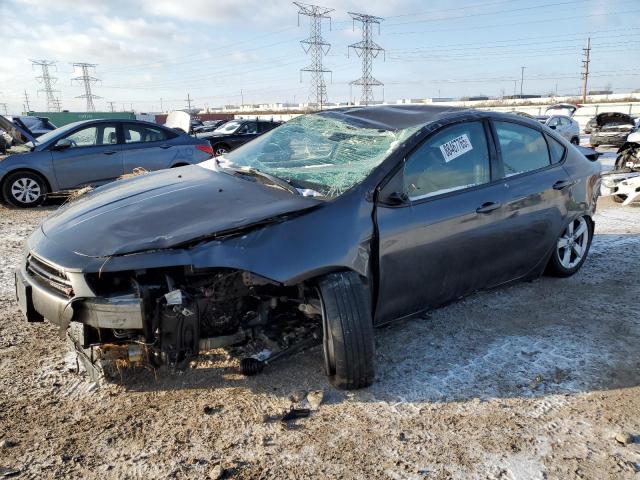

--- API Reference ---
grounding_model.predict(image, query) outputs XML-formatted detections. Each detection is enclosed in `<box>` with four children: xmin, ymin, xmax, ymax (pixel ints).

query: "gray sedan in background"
<box><xmin>0</xmin><ymin>117</ymin><xmax>213</xmax><ymax>207</ymax></box>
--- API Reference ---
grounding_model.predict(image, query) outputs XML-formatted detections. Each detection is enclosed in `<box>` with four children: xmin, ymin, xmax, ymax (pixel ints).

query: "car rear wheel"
<box><xmin>546</xmin><ymin>215</ymin><xmax>593</xmax><ymax>277</ymax></box>
<box><xmin>213</xmin><ymin>144</ymin><xmax>230</xmax><ymax>156</ymax></box>
<box><xmin>318</xmin><ymin>272</ymin><xmax>375</xmax><ymax>390</ymax></box>
<box><xmin>2</xmin><ymin>171</ymin><xmax>48</xmax><ymax>208</ymax></box>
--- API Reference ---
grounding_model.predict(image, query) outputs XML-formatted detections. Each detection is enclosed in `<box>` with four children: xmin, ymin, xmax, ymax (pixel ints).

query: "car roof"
<box><xmin>318</xmin><ymin>105</ymin><xmax>469</xmax><ymax>130</ymax></box>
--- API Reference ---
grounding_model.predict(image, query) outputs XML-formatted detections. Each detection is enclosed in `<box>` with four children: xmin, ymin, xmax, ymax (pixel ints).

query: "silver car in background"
<box><xmin>535</xmin><ymin>115</ymin><xmax>581</xmax><ymax>145</ymax></box>
<box><xmin>0</xmin><ymin>117</ymin><xmax>214</xmax><ymax>207</ymax></box>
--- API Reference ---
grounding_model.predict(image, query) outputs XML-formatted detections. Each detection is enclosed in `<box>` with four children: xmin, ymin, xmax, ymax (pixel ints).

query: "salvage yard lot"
<box><xmin>1</xmin><ymin>195</ymin><xmax>639</xmax><ymax>479</ymax></box>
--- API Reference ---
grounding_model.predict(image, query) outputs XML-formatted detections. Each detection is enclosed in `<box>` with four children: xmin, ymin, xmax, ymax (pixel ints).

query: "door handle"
<box><xmin>160</xmin><ymin>144</ymin><xmax>172</xmax><ymax>149</ymax></box>
<box><xmin>552</xmin><ymin>179</ymin><xmax>575</xmax><ymax>190</ymax></box>
<box><xmin>103</xmin><ymin>150</ymin><xmax>117</xmax><ymax>155</ymax></box>
<box><xmin>476</xmin><ymin>201</ymin><xmax>501</xmax><ymax>214</ymax></box>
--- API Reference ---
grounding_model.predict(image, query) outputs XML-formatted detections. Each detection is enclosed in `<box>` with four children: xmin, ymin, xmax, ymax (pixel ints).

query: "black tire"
<box><xmin>546</xmin><ymin>215</ymin><xmax>593</xmax><ymax>277</ymax></box>
<box><xmin>2</xmin><ymin>171</ymin><xmax>48</xmax><ymax>208</ymax></box>
<box><xmin>213</xmin><ymin>144</ymin><xmax>230</xmax><ymax>156</ymax></box>
<box><xmin>318</xmin><ymin>272</ymin><xmax>375</xmax><ymax>390</ymax></box>
<box><xmin>613</xmin><ymin>194</ymin><xmax>626</xmax><ymax>204</ymax></box>
<box><xmin>591</xmin><ymin>142</ymin><xmax>599</xmax><ymax>148</ymax></box>
<box><xmin>570</xmin><ymin>137</ymin><xmax>579</xmax><ymax>145</ymax></box>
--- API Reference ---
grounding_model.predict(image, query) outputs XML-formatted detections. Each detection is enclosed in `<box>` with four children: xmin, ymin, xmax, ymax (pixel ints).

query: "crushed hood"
<box><xmin>41</xmin><ymin>164</ymin><xmax>321</xmax><ymax>257</ymax></box>
<box><xmin>595</xmin><ymin>112</ymin><xmax>634</xmax><ymax>127</ymax></box>
<box><xmin>0</xmin><ymin>115</ymin><xmax>36</xmax><ymax>144</ymax></box>
<box><xmin>164</xmin><ymin>111</ymin><xmax>191</xmax><ymax>133</ymax></box>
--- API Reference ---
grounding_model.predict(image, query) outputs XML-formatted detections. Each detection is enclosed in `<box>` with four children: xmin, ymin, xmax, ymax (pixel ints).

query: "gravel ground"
<box><xmin>1</xmin><ymin>180</ymin><xmax>639</xmax><ymax>479</ymax></box>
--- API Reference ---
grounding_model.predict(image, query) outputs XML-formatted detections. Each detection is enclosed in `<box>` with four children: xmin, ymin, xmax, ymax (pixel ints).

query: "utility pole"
<box><xmin>348</xmin><ymin>12</ymin><xmax>384</xmax><ymax>106</ymax></box>
<box><xmin>240</xmin><ymin>89</ymin><xmax>244</xmax><ymax>107</ymax></box>
<box><xmin>513</xmin><ymin>80</ymin><xmax>517</xmax><ymax>98</ymax></box>
<box><xmin>185</xmin><ymin>93</ymin><xmax>192</xmax><ymax>111</ymax></box>
<box><xmin>31</xmin><ymin>60</ymin><xmax>60</xmax><ymax>112</ymax></box>
<box><xmin>23</xmin><ymin>90</ymin><xmax>31</xmax><ymax>111</ymax></box>
<box><xmin>107</xmin><ymin>101</ymin><xmax>116</xmax><ymax>112</ymax></box>
<box><xmin>71</xmin><ymin>63</ymin><xmax>101</xmax><ymax>112</ymax></box>
<box><xmin>581</xmin><ymin>37</ymin><xmax>591</xmax><ymax>103</ymax></box>
<box><xmin>294</xmin><ymin>2</ymin><xmax>334</xmax><ymax>110</ymax></box>
<box><xmin>520</xmin><ymin>66</ymin><xmax>525</xmax><ymax>97</ymax></box>
<box><xmin>160</xmin><ymin>97</ymin><xmax>163</xmax><ymax>112</ymax></box>
<box><xmin>0</xmin><ymin>103</ymin><xmax>8</xmax><ymax>115</ymax></box>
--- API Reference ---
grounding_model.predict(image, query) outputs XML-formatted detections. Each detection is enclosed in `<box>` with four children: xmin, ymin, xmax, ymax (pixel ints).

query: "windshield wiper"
<box><xmin>222</xmin><ymin>165</ymin><xmax>300</xmax><ymax>195</ymax></box>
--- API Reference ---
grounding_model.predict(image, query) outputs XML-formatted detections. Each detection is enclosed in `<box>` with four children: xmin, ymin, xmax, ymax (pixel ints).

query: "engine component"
<box><xmin>159</xmin><ymin>297</ymin><xmax>200</xmax><ymax>368</ymax></box>
<box><xmin>240</xmin><ymin>334</ymin><xmax>321</xmax><ymax>376</ymax></box>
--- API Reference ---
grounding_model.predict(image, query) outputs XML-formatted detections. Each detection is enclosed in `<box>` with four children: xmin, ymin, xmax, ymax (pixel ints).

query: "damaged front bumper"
<box><xmin>600</xmin><ymin>171</ymin><xmax>640</xmax><ymax>205</ymax></box>
<box><xmin>15</xmin><ymin>262</ymin><xmax>144</xmax><ymax>332</ymax></box>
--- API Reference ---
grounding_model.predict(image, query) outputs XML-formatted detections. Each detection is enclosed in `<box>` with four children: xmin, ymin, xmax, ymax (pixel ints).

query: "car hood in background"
<box><xmin>544</xmin><ymin>103</ymin><xmax>578</xmax><ymax>117</ymax></box>
<box><xmin>164</xmin><ymin>111</ymin><xmax>191</xmax><ymax>133</ymax></box>
<box><xmin>595</xmin><ymin>112</ymin><xmax>635</xmax><ymax>127</ymax></box>
<box><xmin>0</xmin><ymin>115</ymin><xmax>36</xmax><ymax>145</ymax></box>
<box><xmin>41</xmin><ymin>165</ymin><xmax>321</xmax><ymax>257</ymax></box>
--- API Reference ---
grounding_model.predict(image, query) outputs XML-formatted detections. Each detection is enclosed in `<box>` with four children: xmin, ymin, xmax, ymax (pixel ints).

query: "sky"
<box><xmin>0</xmin><ymin>0</ymin><xmax>638</xmax><ymax>113</ymax></box>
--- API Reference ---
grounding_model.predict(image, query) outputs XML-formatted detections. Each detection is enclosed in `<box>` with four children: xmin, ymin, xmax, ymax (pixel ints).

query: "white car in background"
<box><xmin>535</xmin><ymin>115</ymin><xmax>581</xmax><ymax>145</ymax></box>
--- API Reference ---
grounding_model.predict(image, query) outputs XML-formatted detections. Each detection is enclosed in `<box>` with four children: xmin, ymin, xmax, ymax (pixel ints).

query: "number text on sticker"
<box><xmin>439</xmin><ymin>134</ymin><xmax>473</xmax><ymax>163</ymax></box>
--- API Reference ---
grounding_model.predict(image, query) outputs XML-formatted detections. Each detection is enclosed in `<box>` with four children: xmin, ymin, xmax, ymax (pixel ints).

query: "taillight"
<box><xmin>196</xmin><ymin>144</ymin><xmax>214</xmax><ymax>158</ymax></box>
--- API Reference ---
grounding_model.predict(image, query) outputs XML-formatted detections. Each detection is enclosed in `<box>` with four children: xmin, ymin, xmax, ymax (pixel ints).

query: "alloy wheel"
<box><xmin>11</xmin><ymin>177</ymin><xmax>42</xmax><ymax>204</ymax></box>
<box><xmin>557</xmin><ymin>216</ymin><xmax>589</xmax><ymax>269</ymax></box>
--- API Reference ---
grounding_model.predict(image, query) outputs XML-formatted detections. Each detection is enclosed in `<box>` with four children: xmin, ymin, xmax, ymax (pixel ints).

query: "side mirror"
<box><xmin>52</xmin><ymin>138</ymin><xmax>73</xmax><ymax>150</ymax></box>
<box><xmin>549</xmin><ymin>125</ymin><xmax>557</xmax><ymax>130</ymax></box>
<box><xmin>386</xmin><ymin>191</ymin><xmax>409</xmax><ymax>206</ymax></box>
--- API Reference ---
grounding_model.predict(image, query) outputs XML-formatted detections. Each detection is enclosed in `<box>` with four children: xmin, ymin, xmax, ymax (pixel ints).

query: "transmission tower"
<box><xmin>23</xmin><ymin>90</ymin><xmax>31</xmax><ymax>111</ymax></box>
<box><xmin>31</xmin><ymin>60</ymin><xmax>61</xmax><ymax>112</ymax></box>
<box><xmin>107</xmin><ymin>101</ymin><xmax>116</xmax><ymax>112</ymax></box>
<box><xmin>71</xmin><ymin>63</ymin><xmax>101</xmax><ymax>112</ymax></box>
<box><xmin>294</xmin><ymin>2</ymin><xmax>333</xmax><ymax>109</ymax></box>
<box><xmin>348</xmin><ymin>12</ymin><xmax>384</xmax><ymax>106</ymax></box>
<box><xmin>0</xmin><ymin>103</ymin><xmax>8</xmax><ymax>115</ymax></box>
<box><xmin>581</xmin><ymin>37</ymin><xmax>591</xmax><ymax>103</ymax></box>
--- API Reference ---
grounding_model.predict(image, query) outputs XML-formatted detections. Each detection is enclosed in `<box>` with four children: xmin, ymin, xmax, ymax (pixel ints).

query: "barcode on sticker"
<box><xmin>439</xmin><ymin>134</ymin><xmax>473</xmax><ymax>162</ymax></box>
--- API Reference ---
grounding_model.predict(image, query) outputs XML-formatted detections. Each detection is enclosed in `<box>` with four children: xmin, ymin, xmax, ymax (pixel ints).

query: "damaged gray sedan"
<box><xmin>15</xmin><ymin>106</ymin><xmax>601</xmax><ymax>389</ymax></box>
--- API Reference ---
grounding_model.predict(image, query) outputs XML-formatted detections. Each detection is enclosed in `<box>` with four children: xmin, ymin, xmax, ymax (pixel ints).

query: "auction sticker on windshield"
<box><xmin>439</xmin><ymin>134</ymin><xmax>473</xmax><ymax>162</ymax></box>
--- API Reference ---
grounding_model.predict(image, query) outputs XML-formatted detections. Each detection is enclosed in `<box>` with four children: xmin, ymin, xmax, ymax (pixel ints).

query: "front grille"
<box><xmin>26</xmin><ymin>253</ymin><xmax>73</xmax><ymax>297</ymax></box>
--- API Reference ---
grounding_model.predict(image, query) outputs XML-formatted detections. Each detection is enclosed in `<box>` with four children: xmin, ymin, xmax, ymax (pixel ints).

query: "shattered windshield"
<box><xmin>219</xmin><ymin>114</ymin><xmax>419</xmax><ymax>198</ymax></box>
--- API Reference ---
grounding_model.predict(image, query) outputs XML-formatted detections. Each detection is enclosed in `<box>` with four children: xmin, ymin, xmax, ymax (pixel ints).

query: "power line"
<box><xmin>581</xmin><ymin>37</ymin><xmax>591</xmax><ymax>103</ymax></box>
<box><xmin>31</xmin><ymin>59</ymin><xmax>60</xmax><ymax>112</ymax></box>
<box><xmin>348</xmin><ymin>12</ymin><xmax>385</xmax><ymax>105</ymax></box>
<box><xmin>294</xmin><ymin>2</ymin><xmax>334</xmax><ymax>109</ymax></box>
<box><xmin>71</xmin><ymin>63</ymin><xmax>101</xmax><ymax>112</ymax></box>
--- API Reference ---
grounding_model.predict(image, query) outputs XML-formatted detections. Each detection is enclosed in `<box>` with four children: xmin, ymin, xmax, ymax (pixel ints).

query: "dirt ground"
<box><xmin>1</xmin><ymin>170</ymin><xmax>639</xmax><ymax>478</ymax></box>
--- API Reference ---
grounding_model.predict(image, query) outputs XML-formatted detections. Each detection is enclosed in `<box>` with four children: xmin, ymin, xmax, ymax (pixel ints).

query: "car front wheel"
<box><xmin>2</xmin><ymin>171</ymin><xmax>48</xmax><ymax>208</ymax></box>
<box><xmin>546</xmin><ymin>215</ymin><xmax>593</xmax><ymax>277</ymax></box>
<box><xmin>318</xmin><ymin>272</ymin><xmax>375</xmax><ymax>390</ymax></box>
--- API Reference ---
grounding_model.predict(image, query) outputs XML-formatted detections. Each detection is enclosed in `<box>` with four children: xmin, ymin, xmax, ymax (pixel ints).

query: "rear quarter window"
<box><xmin>546</xmin><ymin>134</ymin><xmax>566</xmax><ymax>164</ymax></box>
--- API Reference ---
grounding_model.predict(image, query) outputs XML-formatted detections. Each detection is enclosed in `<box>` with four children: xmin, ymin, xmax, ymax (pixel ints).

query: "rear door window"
<box><xmin>238</xmin><ymin>122</ymin><xmax>258</xmax><ymax>134</ymax></box>
<box><xmin>124</xmin><ymin>124</ymin><xmax>170</xmax><ymax>144</ymax></box>
<box><xmin>403</xmin><ymin>121</ymin><xmax>491</xmax><ymax>200</ymax></box>
<box><xmin>494</xmin><ymin>121</ymin><xmax>551</xmax><ymax>176</ymax></box>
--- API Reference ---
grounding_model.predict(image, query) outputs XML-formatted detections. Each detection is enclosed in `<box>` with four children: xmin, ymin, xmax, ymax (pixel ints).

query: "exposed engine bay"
<box><xmin>69</xmin><ymin>268</ymin><xmax>323</xmax><ymax>380</ymax></box>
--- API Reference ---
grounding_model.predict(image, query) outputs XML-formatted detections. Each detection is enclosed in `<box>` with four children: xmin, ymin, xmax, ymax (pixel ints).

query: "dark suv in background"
<box><xmin>195</xmin><ymin>119</ymin><xmax>282</xmax><ymax>155</ymax></box>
